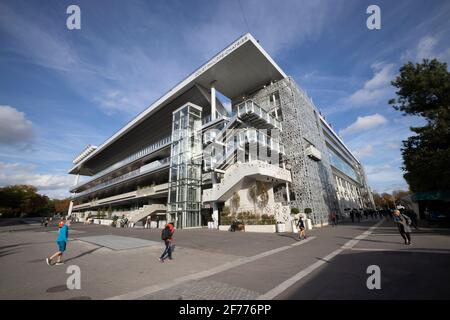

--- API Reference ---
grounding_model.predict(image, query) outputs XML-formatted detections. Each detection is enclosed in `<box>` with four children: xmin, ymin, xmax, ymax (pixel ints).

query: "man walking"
<box><xmin>350</xmin><ymin>210</ymin><xmax>355</xmax><ymax>223</ymax></box>
<box><xmin>159</xmin><ymin>223</ymin><xmax>175</xmax><ymax>262</ymax></box>
<box><xmin>330</xmin><ymin>212</ymin><xmax>337</xmax><ymax>227</ymax></box>
<box><xmin>393</xmin><ymin>210</ymin><xmax>412</xmax><ymax>245</ymax></box>
<box><xmin>46</xmin><ymin>219</ymin><xmax>70</xmax><ymax>266</ymax></box>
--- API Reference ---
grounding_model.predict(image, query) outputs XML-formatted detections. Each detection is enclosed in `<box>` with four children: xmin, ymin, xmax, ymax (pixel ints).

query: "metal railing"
<box><xmin>202</xmin><ymin>114</ymin><xmax>228</xmax><ymax>125</ymax></box>
<box><xmin>74</xmin><ymin>157</ymin><xmax>170</xmax><ymax>198</ymax></box>
<box><xmin>236</xmin><ymin>100</ymin><xmax>282</xmax><ymax>130</ymax></box>
<box><xmin>72</xmin><ymin>135</ymin><xmax>171</xmax><ymax>191</ymax></box>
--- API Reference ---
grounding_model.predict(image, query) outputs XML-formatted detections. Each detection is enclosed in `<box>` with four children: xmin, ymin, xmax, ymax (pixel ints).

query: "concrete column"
<box><xmin>212</xmin><ymin>203</ymin><xmax>219</xmax><ymax>229</ymax></box>
<box><xmin>67</xmin><ymin>201</ymin><xmax>74</xmax><ymax>216</ymax></box>
<box><xmin>74</xmin><ymin>174</ymin><xmax>80</xmax><ymax>186</ymax></box>
<box><xmin>211</xmin><ymin>84</ymin><xmax>216</xmax><ymax>121</ymax></box>
<box><xmin>273</xmin><ymin>94</ymin><xmax>278</xmax><ymax>119</ymax></box>
<box><xmin>282</xmin><ymin>161</ymin><xmax>290</xmax><ymax>202</ymax></box>
<box><xmin>211</xmin><ymin>172</ymin><xmax>219</xmax><ymax>228</ymax></box>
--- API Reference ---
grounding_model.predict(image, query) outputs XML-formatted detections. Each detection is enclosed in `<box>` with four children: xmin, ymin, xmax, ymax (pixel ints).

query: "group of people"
<box><xmin>348</xmin><ymin>208</ymin><xmax>389</xmax><ymax>223</ymax></box>
<box><xmin>43</xmin><ymin>206</ymin><xmax>418</xmax><ymax>267</ymax></box>
<box><xmin>44</xmin><ymin>217</ymin><xmax>177</xmax><ymax>265</ymax></box>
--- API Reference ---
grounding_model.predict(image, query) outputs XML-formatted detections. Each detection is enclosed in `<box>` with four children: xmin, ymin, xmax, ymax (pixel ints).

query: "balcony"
<box><xmin>236</xmin><ymin>100</ymin><xmax>282</xmax><ymax>130</ymax></box>
<box><xmin>71</xmin><ymin>135</ymin><xmax>171</xmax><ymax>192</ymax></box>
<box><xmin>306</xmin><ymin>145</ymin><xmax>322</xmax><ymax>161</ymax></box>
<box><xmin>73</xmin><ymin>157</ymin><xmax>170</xmax><ymax>199</ymax></box>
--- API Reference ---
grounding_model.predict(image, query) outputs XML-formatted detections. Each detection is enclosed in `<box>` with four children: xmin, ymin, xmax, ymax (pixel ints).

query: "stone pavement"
<box><xmin>1</xmin><ymin>218</ymin><xmax>449</xmax><ymax>300</ymax></box>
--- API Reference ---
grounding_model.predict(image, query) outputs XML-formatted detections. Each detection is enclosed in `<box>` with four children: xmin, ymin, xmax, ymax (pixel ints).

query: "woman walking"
<box><xmin>297</xmin><ymin>217</ymin><xmax>307</xmax><ymax>240</ymax></box>
<box><xmin>393</xmin><ymin>210</ymin><xmax>412</xmax><ymax>245</ymax></box>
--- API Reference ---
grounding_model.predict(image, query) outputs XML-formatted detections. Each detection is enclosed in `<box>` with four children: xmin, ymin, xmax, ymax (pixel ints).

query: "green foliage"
<box><xmin>248</xmin><ymin>182</ymin><xmax>270</xmax><ymax>216</ymax></box>
<box><xmin>221</xmin><ymin>206</ymin><xmax>230</xmax><ymax>216</ymax></box>
<box><xmin>304</xmin><ymin>208</ymin><xmax>312</xmax><ymax>214</ymax></box>
<box><xmin>248</xmin><ymin>184</ymin><xmax>258</xmax><ymax>215</ymax></box>
<box><xmin>220</xmin><ymin>206</ymin><xmax>232</xmax><ymax>224</ymax></box>
<box><xmin>390</xmin><ymin>59</ymin><xmax>450</xmax><ymax>192</ymax></box>
<box><xmin>291</xmin><ymin>207</ymin><xmax>300</xmax><ymax>215</ymax></box>
<box><xmin>0</xmin><ymin>185</ymin><xmax>57</xmax><ymax>217</ymax></box>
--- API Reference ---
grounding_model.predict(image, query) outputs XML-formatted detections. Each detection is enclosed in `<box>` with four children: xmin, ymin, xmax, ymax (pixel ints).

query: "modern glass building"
<box><xmin>68</xmin><ymin>33</ymin><xmax>375</xmax><ymax>229</ymax></box>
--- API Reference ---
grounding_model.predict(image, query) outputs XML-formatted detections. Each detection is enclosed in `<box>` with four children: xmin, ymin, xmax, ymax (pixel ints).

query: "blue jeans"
<box><xmin>160</xmin><ymin>240</ymin><xmax>172</xmax><ymax>260</ymax></box>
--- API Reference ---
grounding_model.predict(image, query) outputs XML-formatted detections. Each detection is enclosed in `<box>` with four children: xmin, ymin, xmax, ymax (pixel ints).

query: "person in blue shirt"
<box><xmin>46</xmin><ymin>219</ymin><xmax>70</xmax><ymax>266</ymax></box>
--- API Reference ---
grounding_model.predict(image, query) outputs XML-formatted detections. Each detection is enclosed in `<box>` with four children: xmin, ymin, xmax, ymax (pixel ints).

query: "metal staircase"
<box><xmin>202</xmin><ymin>160</ymin><xmax>291</xmax><ymax>202</ymax></box>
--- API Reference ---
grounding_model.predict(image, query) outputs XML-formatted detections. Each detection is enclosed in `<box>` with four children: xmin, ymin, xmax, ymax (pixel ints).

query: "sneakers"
<box><xmin>55</xmin><ymin>262</ymin><xmax>64</xmax><ymax>266</ymax></box>
<box><xmin>158</xmin><ymin>258</ymin><xmax>164</xmax><ymax>263</ymax></box>
<box><xmin>45</xmin><ymin>258</ymin><xmax>51</xmax><ymax>266</ymax></box>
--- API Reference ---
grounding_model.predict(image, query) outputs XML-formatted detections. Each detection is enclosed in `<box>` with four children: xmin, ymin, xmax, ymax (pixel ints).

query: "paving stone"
<box><xmin>139</xmin><ymin>279</ymin><xmax>261</xmax><ymax>300</ymax></box>
<box><xmin>76</xmin><ymin>235</ymin><xmax>160</xmax><ymax>250</ymax></box>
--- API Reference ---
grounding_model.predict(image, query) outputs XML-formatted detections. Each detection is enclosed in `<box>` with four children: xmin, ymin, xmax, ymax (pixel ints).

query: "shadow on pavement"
<box><xmin>46</xmin><ymin>285</ymin><xmax>68</xmax><ymax>293</ymax></box>
<box><xmin>276</xmin><ymin>233</ymin><xmax>300</xmax><ymax>241</ymax></box>
<box><xmin>64</xmin><ymin>247</ymin><xmax>102</xmax><ymax>263</ymax></box>
<box><xmin>277</xmin><ymin>250</ymin><xmax>450</xmax><ymax>300</ymax></box>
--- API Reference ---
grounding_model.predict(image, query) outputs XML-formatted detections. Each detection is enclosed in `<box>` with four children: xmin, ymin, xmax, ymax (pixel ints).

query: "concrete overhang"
<box><xmin>69</xmin><ymin>33</ymin><xmax>286</xmax><ymax>175</ymax></box>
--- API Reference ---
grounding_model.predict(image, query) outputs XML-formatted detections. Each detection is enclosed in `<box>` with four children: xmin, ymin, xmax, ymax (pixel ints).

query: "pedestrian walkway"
<box><xmin>76</xmin><ymin>235</ymin><xmax>160</xmax><ymax>250</ymax></box>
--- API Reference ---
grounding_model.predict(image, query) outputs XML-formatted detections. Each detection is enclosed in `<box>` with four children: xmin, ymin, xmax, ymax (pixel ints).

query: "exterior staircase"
<box><xmin>202</xmin><ymin>160</ymin><xmax>292</xmax><ymax>202</ymax></box>
<box><xmin>126</xmin><ymin>204</ymin><xmax>166</xmax><ymax>224</ymax></box>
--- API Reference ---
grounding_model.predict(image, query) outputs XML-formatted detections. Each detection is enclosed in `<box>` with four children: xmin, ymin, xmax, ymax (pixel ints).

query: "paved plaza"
<box><xmin>0</xmin><ymin>218</ymin><xmax>449</xmax><ymax>300</ymax></box>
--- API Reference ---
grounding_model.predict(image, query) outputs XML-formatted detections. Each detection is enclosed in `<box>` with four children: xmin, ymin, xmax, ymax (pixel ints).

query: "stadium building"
<box><xmin>68</xmin><ymin>33</ymin><xmax>375</xmax><ymax>230</ymax></box>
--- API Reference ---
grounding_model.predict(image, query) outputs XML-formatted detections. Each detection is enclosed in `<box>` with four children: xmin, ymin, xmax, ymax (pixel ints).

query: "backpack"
<box><xmin>161</xmin><ymin>227</ymin><xmax>172</xmax><ymax>240</ymax></box>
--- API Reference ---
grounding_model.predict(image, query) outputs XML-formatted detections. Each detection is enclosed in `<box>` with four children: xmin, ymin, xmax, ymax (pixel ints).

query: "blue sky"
<box><xmin>0</xmin><ymin>0</ymin><xmax>449</xmax><ymax>199</ymax></box>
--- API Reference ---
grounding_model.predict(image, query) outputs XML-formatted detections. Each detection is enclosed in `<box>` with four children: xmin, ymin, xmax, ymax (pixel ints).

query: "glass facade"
<box><xmin>328</xmin><ymin>147</ymin><xmax>360</xmax><ymax>183</ymax></box>
<box><xmin>167</xmin><ymin>104</ymin><xmax>202</xmax><ymax>228</ymax></box>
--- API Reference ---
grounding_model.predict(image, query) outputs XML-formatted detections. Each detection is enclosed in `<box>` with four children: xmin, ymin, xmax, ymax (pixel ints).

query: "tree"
<box><xmin>257</xmin><ymin>182</ymin><xmax>269</xmax><ymax>213</ymax></box>
<box><xmin>54</xmin><ymin>199</ymin><xmax>71</xmax><ymax>215</ymax></box>
<box><xmin>381</xmin><ymin>193</ymin><xmax>395</xmax><ymax>209</ymax></box>
<box><xmin>0</xmin><ymin>185</ymin><xmax>54</xmax><ymax>217</ymax></box>
<box><xmin>230</xmin><ymin>192</ymin><xmax>240</xmax><ymax>215</ymax></box>
<box><xmin>389</xmin><ymin>59</ymin><xmax>450</xmax><ymax>192</ymax></box>
<box><xmin>392</xmin><ymin>190</ymin><xmax>411</xmax><ymax>203</ymax></box>
<box><xmin>248</xmin><ymin>184</ymin><xmax>258</xmax><ymax>216</ymax></box>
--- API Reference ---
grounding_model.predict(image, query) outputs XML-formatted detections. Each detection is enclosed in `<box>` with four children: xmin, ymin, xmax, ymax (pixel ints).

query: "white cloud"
<box><xmin>365</xmin><ymin>164</ymin><xmax>408</xmax><ymax>193</ymax></box>
<box><xmin>346</xmin><ymin>62</ymin><xmax>396</xmax><ymax>106</ymax></box>
<box><xmin>402</xmin><ymin>35</ymin><xmax>450</xmax><ymax>63</ymax></box>
<box><xmin>340</xmin><ymin>113</ymin><xmax>388</xmax><ymax>136</ymax></box>
<box><xmin>416</xmin><ymin>36</ymin><xmax>438</xmax><ymax>61</ymax></box>
<box><xmin>187</xmin><ymin>0</ymin><xmax>332</xmax><ymax>56</ymax></box>
<box><xmin>0</xmin><ymin>162</ymin><xmax>72</xmax><ymax>199</ymax></box>
<box><xmin>353</xmin><ymin>144</ymin><xmax>374</xmax><ymax>158</ymax></box>
<box><xmin>0</xmin><ymin>106</ymin><xmax>34</xmax><ymax>146</ymax></box>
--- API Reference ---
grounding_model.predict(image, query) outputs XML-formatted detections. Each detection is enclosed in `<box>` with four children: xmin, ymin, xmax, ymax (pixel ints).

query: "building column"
<box><xmin>283</xmin><ymin>162</ymin><xmax>290</xmax><ymax>202</ymax></box>
<box><xmin>211</xmin><ymin>82</ymin><xmax>216</xmax><ymax>121</ymax></box>
<box><xmin>212</xmin><ymin>172</ymin><xmax>219</xmax><ymax>228</ymax></box>
<box><xmin>67</xmin><ymin>200</ymin><xmax>74</xmax><ymax>217</ymax></box>
<box><xmin>273</xmin><ymin>94</ymin><xmax>278</xmax><ymax>119</ymax></box>
<box><xmin>74</xmin><ymin>174</ymin><xmax>80</xmax><ymax>186</ymax></box>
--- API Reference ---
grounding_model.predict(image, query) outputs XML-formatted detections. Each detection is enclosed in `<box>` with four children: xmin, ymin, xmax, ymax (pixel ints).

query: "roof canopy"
<box><xmin>69</xmin><ymin>33</ymin><xmax>286</xmax><ymax>174</ymax></box>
